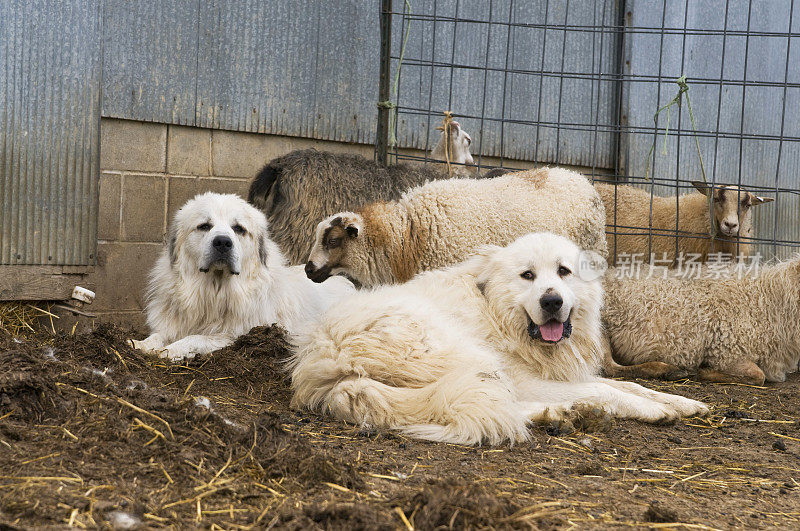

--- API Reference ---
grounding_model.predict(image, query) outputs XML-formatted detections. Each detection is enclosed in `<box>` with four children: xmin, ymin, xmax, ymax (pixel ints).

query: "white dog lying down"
<box><xmin>131</xmin><ymin>192</ymin><xmax>353</xmax><ymax>361</ymax></box>
<box><xmin>290</xmin><ymin>233</ymin><xmax>708</xmax><ymax>445</ymax></box>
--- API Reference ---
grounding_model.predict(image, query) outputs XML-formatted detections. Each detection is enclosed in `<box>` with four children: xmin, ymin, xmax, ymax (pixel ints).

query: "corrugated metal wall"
<box><xmin>391</xmin><ymin>0</ymin><xmax>621</xmax><ymax>168</ymax></box>
<box><xmin>0</xmin><ymin>0</ymin><xmax>102</xmax><ymax>266</ymax></box>
<box><xmin>102</xmin><ymin>0</ymin><xmax>380</xmax><ymax>145</ymax></box>
<box><xmin>621</xmin><ymin>0</ymin><xmax>800</xmax><ymax>259</ymax></box>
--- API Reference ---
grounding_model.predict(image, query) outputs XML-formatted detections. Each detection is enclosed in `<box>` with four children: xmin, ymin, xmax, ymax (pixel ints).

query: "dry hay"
<box><xmin>1</xmin><ymin>323</ymin><xmax>799</xmax><ymax>529</ymax></box>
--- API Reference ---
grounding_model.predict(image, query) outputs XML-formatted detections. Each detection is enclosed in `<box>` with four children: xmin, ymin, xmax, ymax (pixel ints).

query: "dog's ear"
<box><xmin>167</xmin><ymin>224</ymin><xmax>178</xmax><ymax>265</ymax></box>
<box><xmin>258</xmin><ymin>231</ymin><xmax>269</xmax><ymax>265</ymax></box>
<box><xmin>463</xmin><ymin>244</ymin><xmax>501</xmax><ymax>287</ymax></box>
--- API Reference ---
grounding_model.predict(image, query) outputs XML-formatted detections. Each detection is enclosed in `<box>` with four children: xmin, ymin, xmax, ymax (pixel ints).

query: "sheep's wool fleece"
<box><xmin>603</xmin><ymin>258</ymin><xmax>800</xmax><ymax>382</ymax></box>
<box><xmin>357</xmin><ymin>167</ymin><xmax>607</xmax><ymax>284</ymax></box>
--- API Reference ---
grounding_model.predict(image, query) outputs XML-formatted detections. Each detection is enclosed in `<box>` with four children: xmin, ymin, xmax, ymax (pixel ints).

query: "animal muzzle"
<box><xmin>527</xmin><ymin>316</ymin><xmax>572</xmax><ymax>344</ymax></box>
<box><xmin>305</xmin><ymin>261</ymin><xmax>332</xmax><ymax>283</ymax></box>
<box><xmin>199</xmin><ymin>235</ymin><xmax>239</xmax><ymax>275</ymax></box>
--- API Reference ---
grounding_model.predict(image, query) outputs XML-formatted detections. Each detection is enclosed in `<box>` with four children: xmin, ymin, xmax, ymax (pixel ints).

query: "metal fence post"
<box><xmin>376</xmin><ymin>0</ymin><xmax>392</xmax><ymax>166</ymax></box>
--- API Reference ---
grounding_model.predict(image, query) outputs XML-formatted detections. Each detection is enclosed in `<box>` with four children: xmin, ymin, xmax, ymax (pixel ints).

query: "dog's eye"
<box><xmin>197</xmin><ymin>222</ymin><xmax>212</xmax><ymax>231</ymax></box>
<box><xmin>232</xmin><ymin>224</ymin><xmax>247</xmax><ymax>235</ymax></box>
<box><xmin>520</xmin><ymin>270</ymin><xmax>535</xmax><ymax>281</ymax></box>
<box><xmin>558</xmin><ymin>266</ymin><xmax>571</xmax><ymax>277</ymax></box>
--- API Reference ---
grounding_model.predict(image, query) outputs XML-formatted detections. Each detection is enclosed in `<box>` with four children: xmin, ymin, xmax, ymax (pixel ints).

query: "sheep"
<box><xmin>303</xmin><ymin>167</ymin><xmax>609</xmax><ymax>287</ymax></box>
<box><xmin>601</xmin><ymin>256</ymin><xmax>800</xmax><ymax>385</ymax></box>
<box><xmin>595</xmin><ymin>181</ymin><xmax>774</xmax><ymax>264</ymax></box>
<box><xmin>247</xmin><ymin>122</ymin><xmax>477</xmax><ymax>265</ymax></box>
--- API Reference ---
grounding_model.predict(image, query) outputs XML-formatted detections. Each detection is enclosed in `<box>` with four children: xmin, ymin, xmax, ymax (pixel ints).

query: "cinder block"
<box><xmin>211</xmin><ymin>130</ymin><xmax>373</xmax><ymax>179</ymax></box>
<box><xmin>167</xmin><ymin>176</ymin><xmax>199</xmax><ymax>225</ymax></box>
<box><xmin>98</xmin><ymin>172</ymin><xmax>121</xmax><ymax>240</ymax></box>
<box><xmin>198</xmin><ymin>177</ymin><xmax>251</xmax><ymax>199</ymax></box>
<box><xmin>211</xmin><ymin>130</ymin><xmax>276</xmax><ymax>179</ymax></box>
<box><xmin>101</xmin><ymin>118</ymin><xmax>167</xmax><ymax>172</ymax></box>
<box><xmin>121</xmin><ymin>174</ymin><xmax>167</xmax><ymax>242</ymax></box>
<box><xmin>168</xmin><ymin>125</ymin><xmax>211</xmax><ymax>175</ymax></box>
<box><xmin>87</xmin><ymin>242</ymin><xmax>162</xmax><ymax>311</ymax></box>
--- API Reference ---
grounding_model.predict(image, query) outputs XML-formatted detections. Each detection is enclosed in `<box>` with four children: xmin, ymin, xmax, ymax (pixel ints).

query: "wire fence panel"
<box><xmin>390</xmin><ymin>0</ymin><xmax>620</xmax><ymax>168</ymax></box>
<box><xmin>0</xmin><ymin>0</ymin><xmax>101</xmax><ymax>266</ymax></box>
<box><xmin>385</xmin><ymin>0</ymin><xmax>800</xmax><ymax>263</ymax></box>
<box><xmin>620</xmin><ymin>0</ymin><xmax>800</xmax><ymax>260</ymax></box>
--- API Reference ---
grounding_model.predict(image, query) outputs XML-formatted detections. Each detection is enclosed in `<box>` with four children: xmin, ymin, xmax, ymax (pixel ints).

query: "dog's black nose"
<box><xmin>540</xmin><ymin>293</ymin><xmax>563</xmax><ymax>314</ymax></box>
<box><xmin>304</xmin><ymin>261</ymin><xmax>316</xmax><ymax>276</ymax></box>
<box><xmin>212</xmin><ymin>235</ymin><xmax>233</xmax><ymax>252</ymax></box>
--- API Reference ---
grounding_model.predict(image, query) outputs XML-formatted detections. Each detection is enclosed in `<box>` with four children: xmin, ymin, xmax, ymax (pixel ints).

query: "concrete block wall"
<box><xmin>90</xmin><ymin>118</ymin><xmax>373</xmax><ymax>329</ymax></box>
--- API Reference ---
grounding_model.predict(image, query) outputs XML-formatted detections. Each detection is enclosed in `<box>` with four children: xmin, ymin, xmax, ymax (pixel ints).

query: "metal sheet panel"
<box><xmin>1</xmin><ymin>0</ymin><xmax>101</xmax><ymax>266</ymax></box>
<box><xmin>102</xmin><ymin>0</ymin><xmax>199</xmax><ymax>125</ymax></box>
<box><xmin>392</xmin><ymin>0</ymin><xmax>621</xmax><ymax>168</ymax></box>
<box><xmin>194</xmin><ymin>0</ymin><xmax>379</xmax><ymax>144</ymax></box>
<box><xmin>620</xmin><ymin>0</ymin><xmax>800</xmax><ymax>260</ymax></box>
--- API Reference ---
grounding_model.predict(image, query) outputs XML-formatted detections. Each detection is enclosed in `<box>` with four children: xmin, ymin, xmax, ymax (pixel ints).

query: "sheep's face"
<box><xmin>474</xmin><ymin>233</ymin><xmax>603</xmax><ymax>346</ymax></box>
<box><xmin>692</xmin><ymin>182</ymin><xmax>774</xmax><ymax>238</ymax></box>
<box><xmin>305</xmin><ymin>212</ymin><xmax>362</xmax><ymax>283</ymax></box>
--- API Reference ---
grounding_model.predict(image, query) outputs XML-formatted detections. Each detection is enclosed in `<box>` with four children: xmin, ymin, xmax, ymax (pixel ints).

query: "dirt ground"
<box><xmin>1</xmin><ymin>323</ymin><xmax>799</xmax><ymax>530</ymax></box>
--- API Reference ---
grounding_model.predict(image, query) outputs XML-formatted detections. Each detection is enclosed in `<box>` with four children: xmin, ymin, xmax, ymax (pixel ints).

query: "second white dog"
<box><xmin>131</xmin><ymin>192</ymin><xmax>354</xmax><ymax>361</ymax></box>
<box><xmin>290</xmin><ymin>232</ymin><xmax>708</xmax><ymax>445</ymax></box>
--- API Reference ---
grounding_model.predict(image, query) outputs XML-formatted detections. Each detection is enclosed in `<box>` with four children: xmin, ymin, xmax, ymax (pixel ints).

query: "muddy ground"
<box><xmin>1</xmin><ymin>323</ymin><xmax>799</xmax><ymax>530</ymax></box>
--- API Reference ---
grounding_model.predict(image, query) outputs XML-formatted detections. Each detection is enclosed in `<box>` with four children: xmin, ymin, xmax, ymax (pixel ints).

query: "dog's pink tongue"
<box><xmin>540</xmin><ymin>321</ymin><xmax>564</xmax><ymax>342</ymax></box>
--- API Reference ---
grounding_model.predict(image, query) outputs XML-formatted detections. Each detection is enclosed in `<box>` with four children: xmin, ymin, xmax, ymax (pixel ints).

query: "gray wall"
<box><xmin>102</xmin><ymin>0</ymin><xmax>380</xmax><ymax>145</ymax></box>
<box><xmin>0</xmin><ymin>0</ymin><xmax>102</xmax><ymax>266</ymax></box>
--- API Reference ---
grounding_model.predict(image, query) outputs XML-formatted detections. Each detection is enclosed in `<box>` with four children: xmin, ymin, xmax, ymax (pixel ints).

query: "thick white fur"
<box><xmin>290</xmin><ymin>233</ymin><xmax>707</xmax><ymax>445</ymax></box>
<box><xmin>131</xmin><ymin>192</ymin><xmax>354</xmax><ymax>361</ymax></box>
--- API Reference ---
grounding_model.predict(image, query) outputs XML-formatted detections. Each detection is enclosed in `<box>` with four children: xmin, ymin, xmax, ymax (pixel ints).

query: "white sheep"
<box><xmin>247</xmin><ymin>123</ymin><xmax>477</xmax><ymax>265</ymax></box>
<box><xmin>595</xmin><ymin>181</ymin><xmax>773</xmax><ymax>264</ymax></box>
<box><xmin>602</xmin><ymin>256</ymin><xmax>800</xmax><ymax>385</ymax></box>
<box><xmin>303</xmin><ymin>167</ymin><xmax>608</xmax><ymax>287</ymax></box>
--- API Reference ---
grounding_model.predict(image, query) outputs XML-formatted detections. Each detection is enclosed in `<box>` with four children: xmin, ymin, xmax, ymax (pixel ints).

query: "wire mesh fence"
<box><xmin>376</xmin><ymin>0</ymin><xmax>800</xmax><ymax>265</ymax></box>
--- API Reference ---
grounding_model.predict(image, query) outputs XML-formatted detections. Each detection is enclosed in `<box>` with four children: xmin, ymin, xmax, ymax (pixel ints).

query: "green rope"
<box><xmin>645</xmin><ymin>76</ymin><xmax>715</xmax><ymax>236</ymax></box>
<box><xmin>378</xmin><ymin>0</ymin><xmax>412</xmax><ymax>150</ymax></box>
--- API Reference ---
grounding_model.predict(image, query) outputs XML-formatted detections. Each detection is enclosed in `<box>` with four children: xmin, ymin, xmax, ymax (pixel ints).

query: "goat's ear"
<box><xmin>692</xmin><ymin>181</ymin><xmax>711</xmax><ymax>196</ymax></box>
<box><xmin>751</xmin><ymin>194</ymin><xmax>774</xmax><ymax>206</ymax></box>
<box><xmin>449</xmin><ymin>121</ymin><xmax>461</xmax><ymax>134</ymax></box>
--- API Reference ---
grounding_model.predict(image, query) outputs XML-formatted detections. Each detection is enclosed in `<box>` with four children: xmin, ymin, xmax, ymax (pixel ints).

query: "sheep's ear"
<box><xmin>341</xmin><ymin>214</ymin><xmax>362</xmax><ymax>238</ymax></box>
<box><xmin>692</xmin><ymin>181</ymin><xmax>711</xmax><ymax>196</ymax></box>
<box><xmin>751</xmin><ymin>194</ymin><xmax>774</xmax><ymax>205</ymax></box>
<box><xmin>449</xmin><ymin>121</ymin><xmax>461</xmax><ymax>134</ymax></box>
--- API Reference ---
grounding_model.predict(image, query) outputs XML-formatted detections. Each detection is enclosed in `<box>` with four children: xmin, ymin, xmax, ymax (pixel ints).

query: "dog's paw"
<box><xmin>158</xmin><ymin>347</ymin><xmax>195</xmax><ymax>362</ymax></box>
<box><xmin>669</xmin><ymin>396</ymin><xmax>709</xmax><ymax>418</ymax></box>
